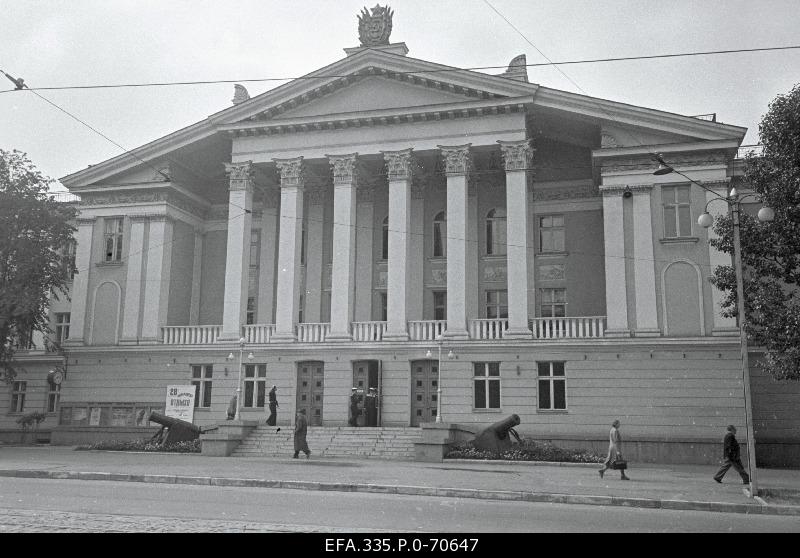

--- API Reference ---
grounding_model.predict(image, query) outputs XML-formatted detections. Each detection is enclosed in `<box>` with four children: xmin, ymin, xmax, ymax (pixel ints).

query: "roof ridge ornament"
<box><xmin>232</xmin><ymin>84</ymin><xmax>250</xmax><ymax>105</ymax></box>
<box><xmin>501</xmin><ymin>54</ymin><xmax>529</xmax><ymax>83</ymax></box>
<box><xmin>358</xmin><ymin>4</ymin><xmax>393</xmax><ymax>47</ymax></box>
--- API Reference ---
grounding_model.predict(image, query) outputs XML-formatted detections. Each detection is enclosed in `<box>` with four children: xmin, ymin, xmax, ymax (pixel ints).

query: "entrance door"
<box><xmin>410</xmin><ymin>360</ymin><xmax>438</xmax><ymax>426</ymax></box>
<box><xmin>296</xmin><ymin>361</ymin><xmax>324</xmax><ymax>426</ymax></box>
<box><xmin>352</xmin><ymin>360</ymin><xmax>381</xmax><ymax>426</ymax></box>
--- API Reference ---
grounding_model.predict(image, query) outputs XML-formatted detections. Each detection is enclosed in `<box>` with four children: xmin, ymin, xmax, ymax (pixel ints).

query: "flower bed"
<box><xmin>77</xmin><ymin>438</ymin><xmax>201</xmax><ymax>453</ymax></box>
<box><xmin>446</xmin><ymin>439</ymin><xmax>604</xmax><ymax>463</ymax></box>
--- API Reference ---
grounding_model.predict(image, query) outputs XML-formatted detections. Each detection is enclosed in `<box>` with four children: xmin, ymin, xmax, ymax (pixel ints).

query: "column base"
<box><xmin>383</xmin><ymin>331</ymin><xmax>410</xmax><ymax>341</ymax></box>
<box><xmin>326</xmin><ymin>333</ymin><xmax>354</xmax><ymax>342</ymax></box>
<box><xmin>604</xmin><ymin>328</ymin><xmax>631</xmax><ymax>338</ymax></box>
<box><xmin>504</xmin><ymin>328</ymin><xmax>533</xmax><ymax>340</ymax></box>
<box><xmin>712</xmin><ymin>327</ymin><xmax>740</xmax><ymax>337</ymax></box>
<box><xmin>443</xmin><ymin>329</ymin><xmax>469</xmax><ymax>341</ymax></box>
<box><xmin>633</xmin><ymin>328</ymin><xmax>662</xmax><ymax>338</ymax></box>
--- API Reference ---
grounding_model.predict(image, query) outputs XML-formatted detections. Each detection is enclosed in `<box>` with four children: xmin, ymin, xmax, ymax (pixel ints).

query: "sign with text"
<box><xmin>165</xmin><ymin>385</ymin><xmax>196</xmax><ymax>423</ymax></box>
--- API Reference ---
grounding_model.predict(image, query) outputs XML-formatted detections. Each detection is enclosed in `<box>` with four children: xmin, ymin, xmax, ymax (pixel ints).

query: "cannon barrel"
<box><xmin>472</xmin><ymin>414</ymin><xmax>521</xmax><ymax>452</ymax></box>
<box><xmin>486</xmin><ymin>414</ymin><xmax>520</xmax><ymax>439</ymax></box>
<box><xmin>147</xmin><ymin>411</ymin><xmax>201</xmax><ymax>434</ymax></box>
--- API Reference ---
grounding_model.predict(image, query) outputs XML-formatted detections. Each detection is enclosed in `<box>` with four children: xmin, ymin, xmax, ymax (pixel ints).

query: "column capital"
<box><xmin>273</xmin><ymin>156</ymin><xmax>306</xmax><ymax>188</ymax></box>
<box><xmin>224</xmin><ymin>161</ymin><xmax>255</xmax><ymax>192</ymax></box>
<box><xmin>327</xmin><ymin>153</ymin><xmax>363</xmax><ymax>186</ymax></box>
<box><xmin>438</xmin><ymin>144</ymin><xmax>473</xmax><ymax>176</ymax></box>
<box><xmin>382</xmin><ymin>148</ymin><xmax>416</xmax><ymax>181</ymax></box>
<box><xmin>497</xmin><ymin>139</ymin><xmax>535</xmax><ymax>171</ymax></box>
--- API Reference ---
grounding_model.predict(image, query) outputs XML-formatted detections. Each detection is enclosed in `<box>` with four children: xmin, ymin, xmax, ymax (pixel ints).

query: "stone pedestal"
<box><xmin>200</xmin><ymin>421</ymin><xmax>259</xmax><ymax>457</ymax></box>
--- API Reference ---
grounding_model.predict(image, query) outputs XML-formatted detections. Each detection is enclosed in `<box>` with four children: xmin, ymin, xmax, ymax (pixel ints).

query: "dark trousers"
<box><xmin>714</xmin><ymin>458</ymin><xmax>750</xmax><ymax>483</ymax></box>
<box><xmin>349</xmin><ymin>409</ymin><xmax>359</xmax><ymax>427</ymax></box>
<box><xmin>266</xmin><ymin>404</ymin><xmax>277</xmax><ymax>426</ymax></box>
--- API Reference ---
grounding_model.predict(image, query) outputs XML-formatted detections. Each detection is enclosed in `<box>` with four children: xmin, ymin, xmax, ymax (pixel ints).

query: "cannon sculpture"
<box><xmin>472</xmin><ymin>414</ymin><xmax>521</xmax><ymax>453</ymax></box>
<box><xmin>147</xmin><ymin>411</ymin><xmax>216</xmax><ymax>446</ymax></box>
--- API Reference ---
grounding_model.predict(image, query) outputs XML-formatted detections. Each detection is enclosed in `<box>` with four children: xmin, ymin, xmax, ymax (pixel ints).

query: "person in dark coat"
<box><xmin>365</xmin><ymin>387</ymin><xmax>378</xmax><ymax>427</ymax></box>
<box><xmin>293</xmin><ymin>409</ymin><xmax>311</xmax><ymax>459</ymax></box>
<box><xmin>713</xmin><ymin>425</ymin><xmax>750</xmax><ymax>484</ymax></box>
<box><xmin>266</xmin><ymin>385</ymin><xmax>278</xmax><ymax>426</ymax></box>
<box><xmin>598</xmin><ymin>419</ymin><xmax>630</xmax><ymax>480</ymax></box>
<box><xmin>349</xmin><ymin>388</ymin><xmax>360</xmax><ymax>427</ymax></box>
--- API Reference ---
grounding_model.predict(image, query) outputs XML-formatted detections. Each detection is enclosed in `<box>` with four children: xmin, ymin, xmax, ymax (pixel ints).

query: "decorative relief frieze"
<box><xmin>498</xmin><ymin>140</ymin><xmax>535</xmax><ymax>171</ymax></box>
<box><xmin>483</xmin><ymin>264</ymin><xmax>507</xmax><ymax>282</ymax></box>
<box><xmin>599</xmin><ymin>151</ymin><xmax>728</xmax><ymax>174</ymax></box>
<box><xmin>306</xmin><ymin>185</ymin><xmax>328</xmax><ymax>205</ymax></box>
<box><xmin>382</xmin><ymin>148</ymin><xmax>416</xmax><ymax>181</ymax></box>
<box><xmin>539</xmin><ymin>264</ymin><xmax>565</xmax><ymax>281</ymax></box>
<box><xmin>430</xmin><ymin>268</ymin><xmax>447</xmax><ymax>285</ymax></box>
<box><xmin>79</xmin><ymin>191</ymin><xmax>168</xmax><ymax>206</ymax></box>
<box><xmin>273</xmin><ymin>157</ymin><xmax>306</xmax><ymax>188</ymax></box>
<box><xmin>224</xmin><ymin>161</ymin><xmax>254</xmax><ymax>192</ymax></box>
<box><xmin>600</xmin><ymin>133</ymin><xmax>619</xmax><ymax>148</ymax></box>
<box><xmin>76</xmin><ymin>216</ymin><xmax>97</xmax><ymax>225</ymax></box>
<box><xmin>438</xmin><ymin>144</ymin><xmax>473</xmax><ymax>175</ymax></box>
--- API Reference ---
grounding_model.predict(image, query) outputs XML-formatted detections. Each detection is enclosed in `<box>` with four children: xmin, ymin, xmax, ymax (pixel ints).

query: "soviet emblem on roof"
<box><xmin>358</xmin><ymin>4</ymin><xmax>393</xmax><ymax>47</ymax></box>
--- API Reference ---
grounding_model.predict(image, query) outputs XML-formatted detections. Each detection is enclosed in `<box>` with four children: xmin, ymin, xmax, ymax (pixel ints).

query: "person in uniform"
<box><xmin>365</xmin><ymin>387</ymin><xmax>378</xmax><ymax>427</ymax></box>
<box><xmin>349</xmin><ymin>387</ymin><xmax>360</xmax><ymax>427</ymax></box>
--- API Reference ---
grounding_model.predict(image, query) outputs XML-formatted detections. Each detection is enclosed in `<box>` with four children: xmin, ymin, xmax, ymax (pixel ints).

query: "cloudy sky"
<box><xmin>1</xmin><ymin>0</ymin><xmax>798</xmax><ymax>189</ymax></box>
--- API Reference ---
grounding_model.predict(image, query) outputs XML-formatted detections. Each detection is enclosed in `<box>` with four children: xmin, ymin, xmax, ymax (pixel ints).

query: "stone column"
<box><xmin>382</xmin><ymin>148</ymin><xmax>415</xmax><ymax>341</ymax></box>
<box><xmin>141</xmin><ymin>215</ymin><xmax>173</xmax><ymax>342</ymax></box>
<box><xmin>64</xmin><ymin>216</ymin><xmax>95</xmax><ymax>346</ymax></box>
<box><xmin>220</xmin><ymin>161</ymin><xmax>254</xmax><ymax>341</ymax></box>
<box><xmin>121</xmin><ymin>215</ymin><xmax>147</xmax><ymax>343</ymax></box>
<box><xmin>631</xmin><ymin>185</ymin><xmax>661</xmax><ymax>336</ymax></box>
<box><xmin>602</xmin><ymin>188</ymin><xmax>630</xmax><ymax>336</ymax></box>
<box><xmin>257</xmin><ymin>188</ymin><xmax>280</xmax><ymax>325</ymax></box>
<box><xmin>439</xmin><ymin>144</ymin><xmax>472</xmax><ymax>340</ymax></box>
<box><xmin>305</xmin><ymin>188</ymin><xmax>325</xmax><ymax>323</ymax></box>
<box><xmin>499</xmin><ymin>140</ymin><xmax>534</xmax><ymax>339</ymax></box>
<box><xmin>327</xmin><ymin>153</ymin><xmax>361</xmax><ymax>341</ymax></box>
<box><xmin>188</xmin><ymin>228</ymin><xmax>204</xmax><ymax>325</ymax></box>
<box><xmin>409</xmin><ymin>179</ymin><xmax>425</xmax><ymax>322</ymax></box>
<box><xmin>706</xmin><ymin>184</ymin><xmax>738</xmax><ymax>335</ymax></box>
<box><xmin>272</xmin><ymin>157</ymin><xmax>306</xmax><ymax>342</ymax></box>
<box><xmin>355</xmin><ymin>186</ymin><xmax>375</xmax><ymax>321</ymax></box>
<box><xmin>466</xmin><ymin>180</ymin><xmax>479</xmax><ymax>324</ymax></box>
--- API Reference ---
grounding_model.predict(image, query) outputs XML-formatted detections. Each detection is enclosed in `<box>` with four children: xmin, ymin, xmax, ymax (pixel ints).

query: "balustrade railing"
<box><xmin>351</xmin><ymin>321</ymin><xmax>387</xmax><ymax>342</ymax></box>
<box><xmin>296</xmin><ymin>322</ymin><xmax>331</xmax><ymax>343</ymax></box>
<box><xmin>408</xmin><ymin>320</ymin><xmax>447</xmax><ymax>341</ymax></box>
<box><xmin>161</xmin><ymin>325</ymin><xmax>221</xmax><ymax>345</ymax></box>
<box><xmin>530</xmin><ymin>316</ymin><xmax>606</xmax><ymax>339</ymax></box>
<box><xmin>470</xmin><ymin>319</ymin><xmax>508</xmax><ymax>340</ymax></box>
<box><xmin>242</xmin><ymin>324</ymin><xmax>276</xmax><ymax>344</ymax></box>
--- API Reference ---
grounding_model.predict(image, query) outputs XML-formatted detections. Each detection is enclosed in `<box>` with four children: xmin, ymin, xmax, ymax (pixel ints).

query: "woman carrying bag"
<box><xmin>599</xmin><ymin>419</ymin><xmax>630</xmax><ymax>480</ymax></box>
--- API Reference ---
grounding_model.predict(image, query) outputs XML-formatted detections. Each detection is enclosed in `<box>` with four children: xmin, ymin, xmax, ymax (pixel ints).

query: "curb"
<box><xmin>445</xmin><ymin>459</ymin><xmax>600</xmax><ymax>468</ymax></box>
<box><xmin>2</xmin><ymin>469</ymin><xmax>799</xmax><ymax>517</ymax></box>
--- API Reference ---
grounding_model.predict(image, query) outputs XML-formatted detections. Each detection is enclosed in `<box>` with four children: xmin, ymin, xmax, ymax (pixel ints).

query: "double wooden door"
<box><xmin>296</xmin><ymin>361</ymin><xmax>324</xmax><ymax>426</ymax></box>
<box><xmin>410</xmin><ymin>360</ymin><xmax>438</xmax><ymax>426</ymax></box>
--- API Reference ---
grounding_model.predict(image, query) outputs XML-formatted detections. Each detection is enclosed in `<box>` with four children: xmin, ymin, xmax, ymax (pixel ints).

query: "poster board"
<box><xmin>165</xmin><ymin>385</ymin><xmax>196</xmax><ymax>423</ymax></box>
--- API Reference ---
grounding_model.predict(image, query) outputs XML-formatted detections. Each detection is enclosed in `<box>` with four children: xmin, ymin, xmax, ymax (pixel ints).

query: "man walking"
<box><xmin>713</xmin><ymin>425</ymin><xmax>750</xmax><ymax>485</ymax></box>
<box><xmin>293</xmin><ymin>408</ymin><xmax>311</xmax><ymax>459</ymax></box>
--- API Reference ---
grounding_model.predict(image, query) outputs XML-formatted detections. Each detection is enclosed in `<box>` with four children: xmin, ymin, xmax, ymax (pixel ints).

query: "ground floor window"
<box><xmin>47</xmin><ymin>383</ymin><xmax>61</xmax><ymax>413</ymax></box>
<box><xmin>11</xmin><ymin>381</ymin><xmax>26</xmax><ymax>413</ymax></box>
<box><xmin>191</xmin><ymin>365</ymin><xmax>213</xmax><ymax>408</ymax></box>
<box><xmin>538</xmin><ymin>361</ymin><xmax>567</xmax><ymax>410</ymax></box>
<box><xmin>473</xmin><ymin>362</ymin><xmax>500</xmax><ymax>409</ymax></box>
<box><xmin>244</xmin><ymin>364</ymin><xmax>267</xmax><ymax>408</ymax></box>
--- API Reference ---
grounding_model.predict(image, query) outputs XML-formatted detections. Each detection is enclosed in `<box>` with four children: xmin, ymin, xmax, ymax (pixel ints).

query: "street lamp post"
<box><xmin>228</xmin><ymin>337</ymin><xmax>254</xmax><ymax>422</ymax></box>
<box><xmin>426</xmin><ymin>335</ymin><xmax>454</xmax><ymax>424</ymax></box>
<box><xmin>655</xmin><ymin>155</ymin><xmax>774</xmax><ymax>497</ymax></box>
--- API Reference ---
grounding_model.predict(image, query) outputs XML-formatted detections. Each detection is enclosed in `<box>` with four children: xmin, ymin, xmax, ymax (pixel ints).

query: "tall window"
<box><xmin>539</xmin><ymin>215</ymin><xmax>565</xmax><ymax>252</ymax></box>
<box><xmin>243</xmin><ymin>364</ymin><xmax>267</xmax><ymax>408</ymax></box>
<box><xmin>298</xmin><ymin>294</ymin><xmax>305</xmax><ymax>323</ymax></box>
<box><xmin>380</xmin><ymin>292</ymin><xmax>387</xmax><ymax>321</ymax></box>
<box><xmin>540</xmin><ymin>288</ymin><xmax>567</xmax><ymax>317</ymax></box>
<box><xmin>485</xmin><ymin>208</ymin><xmax>507</xmax><ymax>255</ymax></box>
<box><xmin>473</xmin><ymin>362</ymin><xmax>501</xmax><ymax>409</ymax></box>
<box><xmin>11</xmin><ymin>381</ymin><xmax>26</xmax><ymax>413</ymax></box>
<box><xmin>191</xmin><ymin>365</ymin><xmax>213</xmax><ymax>408</ymax></box>
<box><xmin>54</xmin><ymin>313</ymin><xmax>70</xmax><ymax>344</ymax></box>
<box><xmin>432</xmin><ymin>211</ymin><xmax>447</xmax><ymax>257</ymax></box>
<box><xmin>103</xmin><ymin>217</ymin><xmax>123</xmax><ymax>262</ymax></box>
<box><xmin>662</xmin><ymin>185</ymin><xmax>692</xmax><ymax>237</ymax></box>
<box><xmin>47</xmin><ymin>383</ymin><xmax>61</xmax><ymax>413</ymax></box>
<box><xmin>381</xmin><ymin>216</ymin><xmax>389</xmax><ymax>260</ymax></box>
<box><xmin>485</xmin><ymin>290</ymin><xmax>508</xmax><ymax>319</ymax></box>
<box><xmin>433</xmin><ymin>291</ymin><xmax>447</xmax><ymax>321</ymax></box>
<box><xmin>246</xmin><ymin>297</ymin><xmax>256</xmax><ymax>325</ymax></box>
<box><xmin>538</xmin><ymin>361</ymin><xmax>566</xmax><ymax>410</ymax></box>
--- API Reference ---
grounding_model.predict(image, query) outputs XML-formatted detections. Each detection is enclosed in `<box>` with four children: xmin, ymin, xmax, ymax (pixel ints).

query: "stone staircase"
<box><xmin>232</xmin><ymin>426</ymin><xmax>423</xmax><ymax>460</ymax></box>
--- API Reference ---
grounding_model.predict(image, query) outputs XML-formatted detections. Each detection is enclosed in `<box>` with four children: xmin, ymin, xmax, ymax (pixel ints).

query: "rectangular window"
<box><xmin>243</xmin><ymin>364</ymin><xmax>267</xmax><ymax>408</ymax></box>
<box><xmin>47</xmin><ymin>383</ymin><xmax>61</xmax><ymax>413</ymax></box>
<box><xmin>433</xmin><ymin>291</ymin><xmax>447</xmax><ymax>321</ymax></box>
<box><xmin>380</xmin><ymin>292</ymin><xmax>387</xmax><ymax>322</ymax></box>
<box><xmin>473</xmin><ymin>362</ymin><xmax>501</xmax><ymax>409</ymax></box>
<box><xmin>539</xmin><ymin>215</ymin><xmax>565</xmax><ymax>252</ymax></box>
<box><xmin>191</xmin><ymin>365</ymin><xmax>213</xmax><ymax>408</ymax></box>
<box><xmin>246</xmin><ymin>297</ymin><xmax>256</xmax><ymax>325</ymax></box>
<box><xmin>55</xmin><ymin>312</ymin><xmax>71</xmax><ymax>345</ymax></box>
<box><xmin>538</xmin><ymin>361</ymin><xmax>567</xmax><ymax>410</ymax></box>
<box><xmin>11</xmin><ymin>381</ymin><xmax>26</xmax><ymax>413</ymax></box>
<box><xmin>103</xmin><ymin>217</ymin><xmax>124</xmax><ymax>262</ymax></box>
<box><xmin>540</xmin><ymin>288</ymin><xmax>567</xmax><ymax>318</ymax></box>
<box><xmin>485</xmin><ymin>290</ymin><xmax>508</xmax><ymax>319</ymax></box>
<box><xmin>248</xmin><ymin>230</ymin><xmax>260</xmax><ymax>305</ymax></box>
<box><xmin>662</xmin><ymin>185</ymin><xmax>692</xmax><ymax>237</ymax></box>
<box><xmin>298</xmin><ymin>294</ymin><xmax>305</xmax><ymax>323</ymax></box>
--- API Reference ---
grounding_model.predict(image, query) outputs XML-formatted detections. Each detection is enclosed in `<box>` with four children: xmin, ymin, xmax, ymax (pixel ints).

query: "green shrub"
<box><xmin>446</xmin><ymin>438</ymin><xmax>603</xmax><ymax>463</ymax></box>
<box><xmin>79</xmin><ymin>438</ymin><xmax>201</xmax><ymax>453</ymax></box>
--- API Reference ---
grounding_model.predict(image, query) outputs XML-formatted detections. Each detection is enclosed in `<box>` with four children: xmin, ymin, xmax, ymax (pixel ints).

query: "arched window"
<box><xmin>433</xmin><ymin>211</ymin><xmax>447</xmax><ymax>258</ymax></box>
<box><xmin>381</xmin><ymin>216</ymin><xmax>389</xmax><ymax>260</ymax></box>
<box><xmin>485</xmin><ymin>208</ymin><xmax>507</xmax><ymax>255</ymax></box>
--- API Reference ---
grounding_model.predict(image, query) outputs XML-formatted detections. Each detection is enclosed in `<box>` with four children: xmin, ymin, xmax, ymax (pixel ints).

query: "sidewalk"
<box><xmin>1</xmin><ymin>445</ymin><xmax>799</xmax><ymax>516</ymax></box>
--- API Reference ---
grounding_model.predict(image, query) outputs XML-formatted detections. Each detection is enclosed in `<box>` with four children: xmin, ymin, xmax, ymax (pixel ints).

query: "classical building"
<box><xmin>4</xmin><ymin>7</ymin><xmax>799</xmax><ymax>464</ymax></box>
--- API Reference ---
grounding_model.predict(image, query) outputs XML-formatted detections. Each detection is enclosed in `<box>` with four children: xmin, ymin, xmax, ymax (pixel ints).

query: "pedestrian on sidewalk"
<box><xmin>713</xmin><ymin>425</ymin><xmax>750</xmax><ymax>485</ymax></box>
<box><xmin>349</xmin><ymin>387</ymin><xmax>360</xmax><ymax>427</ymax></box>
<box><xmin>598</xmin><ymin>419</ymin><xmax>630</xmax><ymax>480</ymax></box>
<box><xmin>293</xmin><ymin>408</ymin><xmax>311</xmax><ymax>459</ymax></box>
<box><xmin>266</xmin><ymin>385</ymin><xmax>279</xmax><ymax>427</ymax></box>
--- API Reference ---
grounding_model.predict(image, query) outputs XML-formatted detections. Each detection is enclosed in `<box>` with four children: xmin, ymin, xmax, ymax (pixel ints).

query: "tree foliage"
<box><xmin>0</xmin><ymin>150</ymin><xmax>76</xmax><ymax>382</ymax></box>
<box><xmin>709</xmin><ymin>84</ymin><xmax>800</xmax><ymax>380</ymax></box>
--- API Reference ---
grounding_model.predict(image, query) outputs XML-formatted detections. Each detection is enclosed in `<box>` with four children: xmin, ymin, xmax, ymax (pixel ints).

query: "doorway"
<box><xmin>410</xmin><ymin>360</ymin><xmax>438</xmax><ymax>426</ymax></box>
<box><xmin>296</xmin><ymin>361</ymin><xmax>324</xmax><ymax>426</ymax></box>
<box><xmin>352</xmin><ymin>360</ymin><xmax>381</xmax><ymax>427</ymax></box>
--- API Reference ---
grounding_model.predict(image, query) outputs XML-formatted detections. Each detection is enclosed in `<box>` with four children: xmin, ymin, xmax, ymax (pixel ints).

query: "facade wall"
<box><xmin>167</xmin><ymin>219</ymin><xmax>195</xmax><ymax>326</ymax></box>
<box><xmin>198</xmin><ymin>229</ymin><xmax>226</xmax><ymax>324</ymax></box>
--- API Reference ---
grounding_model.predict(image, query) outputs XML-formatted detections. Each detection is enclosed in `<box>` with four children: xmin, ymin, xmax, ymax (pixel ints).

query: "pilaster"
<box><xmin>631</xmin><ymin>185</ymin><xmax>661</xmax><ymax>336</ymax></box>
<box><xmin>63</xmin><ymin>216</ymin><xmax>95</xmax><ymax>346</ymax></box>
<box><xmin>601</xmin><ymin>188</ymin><xmax>630</xmax><ymax>336</ymax></box>
<box><xmin>120</xmin><ymin>215</ymin><xmax>147</xmax><ymax>343</ymax></box>
<box><xmin>706</xmin><ymin>184</ymin><xmax>738</xmax><ymax>335</ymax></box>
<box><xmin>189</xmin><ymin>228</ymin><xmax>204</xmax><ymax>326</ymax></box>
<box><xmin>140</xmin><ymin>215</ymin><xmax>173</xmax><ymax>342</ymax></box>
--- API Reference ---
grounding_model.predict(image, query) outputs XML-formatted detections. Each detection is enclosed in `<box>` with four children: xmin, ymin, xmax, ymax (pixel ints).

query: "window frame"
<box><xmin>432</xmin><ymin>210</ymin><xmax>447</xmax><ymax>258</ymax></box>
<box><xmin>537</xmin><ymin>361</ymin><xmax>567</xmax><ymax>411</ymax></box>
<box><xmin>485</xmin><ymin>289</ymin><xmax>508</xmax><ymax>319</ymax></box>
<box><xmin>433</xmin><ymin>291</ymin><xmax>447</xmax><ymax>321</ymax></box>
<box><xmin>381</xmin><ymin>216</ymin><xmax>389</xmax><ymax>260</ymax></box>
<box><xmin>103</xmin><ymin>217</ymin><xmax>124</xmax><ymax>262</ymax></box>
<box><xmin>55</xmin><ymin>312</ymin><xmax>71</xmax><ymax>344</ymax></box>
<box><xmin>243</xmin><ymin>364</ymin><xmax>267</xmax><ymax>408</ymax></box>
<box><xmin>538</xmin><ymin>214</ymin><xmax>565</xmax><ymax>253</ymax></box>
<box><xmin>540</xmin><ymin>288</ymin><xmax>567</xmax><ymax>318</ymax></box>
<box><xmin>10</xmin><ymin>381</ymin><xmax>27</xmax><ymax>413</ymax></box>
<box><xmin>46</xmin><ymin>383</ymin><xmax>61</xmax><ymax>414</ymax></box>
<box><xmin>485</xmin><ymin>208</ymin><xmax>507</xmax><ymax>256</ymax></box>
<box><xmin>472</xmin><ymin>362</ymin><xmax>501</xmax><ymax>410</ymax></box>
<box><xmin>191</xmin><ymin>365</ymin><xmax>213</xmax><ymax>408</ymax></box>
<box><xmin>662</xmin><ymin>185</ymin><xmax>692</xmax><ymax>238</ymax></box>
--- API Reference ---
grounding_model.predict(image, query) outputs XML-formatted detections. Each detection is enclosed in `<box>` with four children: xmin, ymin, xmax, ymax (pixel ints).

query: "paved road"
<box><xmin>1</xmin><ymin>477</ymin><xmax>798</xmax><ymax>533</ymax></box>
